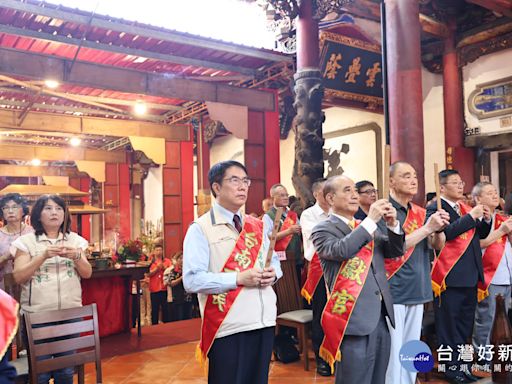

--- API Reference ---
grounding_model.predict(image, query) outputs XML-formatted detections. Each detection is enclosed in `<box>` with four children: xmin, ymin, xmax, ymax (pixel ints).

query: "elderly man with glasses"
<box><xmin>263</xmin><ymin>183</ymin><xmax>303</xmax><ymax>283</ymax></box>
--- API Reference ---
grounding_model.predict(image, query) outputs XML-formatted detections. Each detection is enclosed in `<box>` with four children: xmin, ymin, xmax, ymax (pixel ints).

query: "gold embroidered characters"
<box><xmin>366</xmin><ymin>62</ymin><xmax>381</xmax><ymax>87</ymax></box>
<box><xmin>212</xmin><ymin>293</ymin><xmax>227</xmax><ymax>312</ymax></box>
<box><xmin>345</xmin><ymin>57</ymin><xmax>361</xmax><ymax>83</ymax></box>
<box><xmin>245</xmin><ymin>232</ymin><xmax>257</xmax><ymax>249</ymax></box>
<box><xmin>331</xmin><ymin>289</ymin><xmax>355</xmax><ymax>315</ymax></box>
<box><xmin>340</xmin><ymin>256</ymin><xmax>367</xmax><ymax>285</ymax></box>
<box><xmin>324</xmin><ymin>53</ymin><xmax>342</xmax><ymax>80</ymax></box>
<box><xmin>403</xmin><ymin>219</ymin><xmax>419</xmax><ymax>234</ymax></box>
<box><xmin>234</xmin><ymin>249</ymin><xmax>251</xmax><ymax>269</ymax></box>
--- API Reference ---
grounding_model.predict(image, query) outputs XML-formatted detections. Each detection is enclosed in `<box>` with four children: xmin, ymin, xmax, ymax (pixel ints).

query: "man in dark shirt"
<box><xmin>427</xmin><ymin>169</ymin><xmax>491</xmax><ymax>383</ymax></box>
<box><xmin>380</xmin><ymin>161</ymin><xmax>449</xmax><ymax>384</ymax></box>
<box><xmin>354</xmin><ymin>180</ymin><xmax>377</xmax><ymax>220</ymax></box>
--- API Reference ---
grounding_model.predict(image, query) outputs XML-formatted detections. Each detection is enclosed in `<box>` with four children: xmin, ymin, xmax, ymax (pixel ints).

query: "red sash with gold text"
<box><xmin>301</xmin><ymin>252</ymin><xmax>323</xmax><ymax>304</ymax></box>
<box><xmin>0</xmin><ymin>289</ymin><xmax>18</xmax><ymax>360</ymax></box>
<box><xmin>385</xmin><ymin>203</ymin><xmax>426</xmax><ymax>279</ymax></box>
<box><xmin>275</xmin><ymin>210</ymin><xmax>298</xmax><ymax>252</ymax></box>
<box><xmin>431</xmin><ymin>202</ymin><xmax>475</xmax><ymax>297</ymax></box>
<box><xmin>478</xmin><ymin>212</ymin><xmax>508</xmax><ymax>302</ymax></box>
<box><xmin>197</xmin><ymin>215</ymin><xmax>264</xmax><ymax>364</ymax></box>
<box><xmin>319</xmin><ymin>223</ymin><xmax>374</xmax><ymax>373</ymax></box>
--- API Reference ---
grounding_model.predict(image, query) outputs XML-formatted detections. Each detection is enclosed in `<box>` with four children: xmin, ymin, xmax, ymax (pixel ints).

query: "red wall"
<box><xmin>163</xmin><ymin>132</ymin><xmax>194</xmax><ymax>257</ymax></box>
<box><xmin>244</xmin><ymin>100</ymin><xmax>280</xmax><ymax>215</ymax></box>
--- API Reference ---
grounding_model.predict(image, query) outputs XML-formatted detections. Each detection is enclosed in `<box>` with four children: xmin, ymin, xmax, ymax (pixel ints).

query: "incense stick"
<box><xmin>61</xmin><ymin>198</ymin><xmax>69</xmax><ymax>245</ymax></box>
<box><xmin>265</xmin><ymin>207</ymin><xmax>284</xmax><ymax>268</ymax></box>
<box><xmin>382</xmin><ymin>145</ymin><xmax>391</xmax><ymax>199</ymax></box>
<box><xmin>434</xmin><ymin>163</ymin><xmax>442</xmax><ymax>211</ymax></box>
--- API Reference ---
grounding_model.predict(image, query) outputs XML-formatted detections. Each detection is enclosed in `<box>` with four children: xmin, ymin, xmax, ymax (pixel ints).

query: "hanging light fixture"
<box><xmin>134</xmin><ymin>100</ymin><xmax>147</xmax><ymax>116</ymax></box>
<box><xmin>44</xmin><ymin>79</ymin><xmax>59</xmax><ymax>89</ymax></box>
<box><xmin>70</xmin><ymin>137</ymin><xmax>82</xmax><ymax>147</ymax></box>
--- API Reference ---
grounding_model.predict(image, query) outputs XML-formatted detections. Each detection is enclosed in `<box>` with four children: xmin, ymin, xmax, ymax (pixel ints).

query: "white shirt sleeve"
<box><xmin>360</xmin><ymin>217</ymin><xmax>378</xmax><ymax>235</ymax></box>
<box><xmin>300</xmin><ymin>209</ymin><xmax>316</xmax><ymax>262</ymax></box>
<box><xmin>183</xmin><ymin>223</ymin><xmax>238</xmax><ymax>294</ymax></box>
<box><xmin>11</xmin><ymin>237</ymin><xmax>28</xmax><ymax>254</ymax></box>
<box><xmin>262</xmin><ymin>213</ymin><xmax>274</xmax><ymax>239</ymax></box>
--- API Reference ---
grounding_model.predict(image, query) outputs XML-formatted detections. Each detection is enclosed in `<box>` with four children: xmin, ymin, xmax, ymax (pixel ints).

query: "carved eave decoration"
<box><xmin>259</xmin><ymin>0</ymin><xmax>355</xmax><ymax>53</ymax></box>
<box><xmin>203</xmin><ymin>120</ymin><xmax>228</xmax><ymax>144</ymax></box>
<box><xmin>420</xmin><ymin>1</ymin><xmax>512</xmax><ymax>73</ymax></box>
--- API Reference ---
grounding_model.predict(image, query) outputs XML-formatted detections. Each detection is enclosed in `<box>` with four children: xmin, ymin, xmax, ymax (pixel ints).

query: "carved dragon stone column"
<box><xmin>292</xmin><ymin>68</ymin><xmax>325</xmax><ymax>207</ymax></box>
<box><xmin>263</xmin><ymin>0</ymin><xmax>354</xmax><ymax>207</ymax></box>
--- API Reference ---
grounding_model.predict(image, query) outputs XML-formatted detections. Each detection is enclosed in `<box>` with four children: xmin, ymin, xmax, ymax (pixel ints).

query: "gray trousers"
<box><xmin>473</xmin><ymin>283</ymin><xmax>512</xmax><ymax>358</ymax></box>
<box><xmin>335</xmin><ymin>312</ymin><xmax>391</xmax><ymax>384</ymax></box>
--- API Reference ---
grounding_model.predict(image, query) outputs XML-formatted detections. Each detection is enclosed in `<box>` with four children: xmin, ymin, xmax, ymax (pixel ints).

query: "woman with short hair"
<box><xmin>0</xmin><ymin>193</ymin><xmax>33</xmax><ymax>292</ymax></box>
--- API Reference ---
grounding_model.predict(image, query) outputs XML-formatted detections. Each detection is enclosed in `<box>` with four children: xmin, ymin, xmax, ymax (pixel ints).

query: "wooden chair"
<box><xmin>3</xmin><ymin>273</ymin><xmax>29</xmax><ymax>383</ymax></box>
<box><xmin>274</xmin><ymin>260</ymin><xmax>313</xmax><ymax>371</ymax></box>
<box><xmin>24</xmin><ymin>303</ymin><xmax>102</xmax><ymax>384</ymax></box>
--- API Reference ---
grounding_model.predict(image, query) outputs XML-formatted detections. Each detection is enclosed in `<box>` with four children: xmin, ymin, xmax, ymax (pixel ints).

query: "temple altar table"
<box><xmin>82</xmin><ymin>265</ymin><xmax>149</xmax><ymax>337</ymax></box>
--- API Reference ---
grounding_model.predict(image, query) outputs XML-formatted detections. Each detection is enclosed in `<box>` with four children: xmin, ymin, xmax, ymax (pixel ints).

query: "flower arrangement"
<box><xmin>117</xmin><ymin>238</ymin><xmax>144</xmax><ymax>263</ymax></box>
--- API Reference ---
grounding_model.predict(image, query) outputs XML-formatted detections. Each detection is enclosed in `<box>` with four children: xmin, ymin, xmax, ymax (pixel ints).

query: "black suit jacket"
<box><xmin>426</xmin><ymin>199</ymin><xmax>491</xmax><ymax>287</ymax></box>
<box><xmin>311</xmin><ymin>215</ymin><xmax>405</xmax><ymax>335</ymax></box>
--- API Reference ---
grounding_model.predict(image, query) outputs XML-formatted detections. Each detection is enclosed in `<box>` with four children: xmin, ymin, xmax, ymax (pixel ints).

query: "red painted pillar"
<box><xmin>385</xmin><ymin>0</ymin><xmax>425</xmax><ymax>201</ymax></box>
<box><xmin>297</xmin><ymin>0</ymin><xmax>319</xmax><ymax>69</ymax></box>
<box><xmin>118</xmin><ymin>163</ymin><xmax>131</xmax><ymax>241</ymax></box>
<box><xmin>443</xmin><ymin>20</ymin><xmax>475</xmax><ymax>190</ymax></box>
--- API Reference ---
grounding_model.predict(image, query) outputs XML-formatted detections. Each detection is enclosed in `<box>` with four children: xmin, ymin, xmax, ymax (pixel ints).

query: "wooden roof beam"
<box><xmin>0</xmin><ymin>0</ymin><xmax>291</xmax><ymax>63</ymax></box>
<box><xmin>0</xmin><ymin>25</ymin><xmax>258</xmax><ymax>76</ymax></box>
<box><xmin>0</xmin><ymin>47</ymin><xmax>275</xmax><ymax>111</ymax></box>
<box><xmin>0</xmin><ymin>87</ymin><xmax>183</xmax><ymax>112</ymax></box>
<box><xmin>0</xmin><ymin>109</ymin><xmax>190</xmax><ymax>141</ymax></box>
<box><xmin>0</xmin><ymin>142</ymin><xmax>126</xmax><ymax>163</ymax></box>
<box><xmin>419</xmin><ymin>14</ymin><xmax>450</xmax><ymax>39</ymax></box>
<box><xmin>0</xmin><ymin>164</ymin><xmax>85</xmax><ymax>177</ymax></box>
<box><xmin>341</xmin><ymin>1</ymin><xmax>449</xmax><ymax>39</ymax></box>
<box><xmin>340</xmin><ymin>0</ymin><xmax>381</xmax><ymax>21</ymax></box>
<box><xmin>466</xmin><ymin>0</ymin><xmax>512</xmax><ymax>18</ymax></box>
<box><xmin>457</xmin><ymin>18</ymin><xmax>512</xmax><ymax>48</ymax></box>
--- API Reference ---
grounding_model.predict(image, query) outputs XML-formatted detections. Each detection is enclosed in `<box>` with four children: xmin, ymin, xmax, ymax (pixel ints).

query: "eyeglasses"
<box><xmin>2</xmin><ymin>205</ymin><xmax>21</xmax><ymax>212</ymax></box>
<box><xmin>223</xmin><ymin>176</ymin><xmax>251</xmax><ymax>187</ymax></box>
<box><xmin>359</xmin><ymin>189</ymin><xmax>378</xmax><ymax>195</ymax></box>
<box><xmin>443</xmin><ymin>181</ymin><xmax>465</xmax><ymax>187</ymax></box>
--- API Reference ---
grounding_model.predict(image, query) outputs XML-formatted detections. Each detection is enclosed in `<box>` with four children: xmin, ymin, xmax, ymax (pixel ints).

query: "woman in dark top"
<box><xmin>165</xmin><ymin>252</ymin><xmax>193</xmax><ymax>321</ymax></box>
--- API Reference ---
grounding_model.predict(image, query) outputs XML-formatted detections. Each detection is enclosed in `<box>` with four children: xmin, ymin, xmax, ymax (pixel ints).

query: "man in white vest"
<box><xmin>183</xmin><ymin>160</ymin><xmax>282</xmax><ymax>384</ymax></box>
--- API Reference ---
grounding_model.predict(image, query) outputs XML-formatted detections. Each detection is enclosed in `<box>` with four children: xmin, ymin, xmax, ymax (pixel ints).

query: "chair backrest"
<box><xmin>274</xmin><ymin>260</ymin><xmax>303</xmax><ymax>315</ymax></box>
<box><xmin>25</xmin><ymin>303</ymin><xmax>102</xmax><ymax>384</ymax></box>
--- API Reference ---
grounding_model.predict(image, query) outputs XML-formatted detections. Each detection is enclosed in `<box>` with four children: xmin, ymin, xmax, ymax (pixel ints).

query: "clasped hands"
<box><xmin>236</xmin><ymin>266</ymin><xmax>276</xmax><ymax>288</ymax></box>
<box><xmin>44</xmin><ymin>245</ymin><xmax>81</xmax><ymax>260</ymax></box>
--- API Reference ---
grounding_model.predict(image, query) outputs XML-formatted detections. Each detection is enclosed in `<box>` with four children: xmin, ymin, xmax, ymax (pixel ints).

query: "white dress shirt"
<box><xmin>330</xmin><ymin>213</ymin><xmax>401</xmax><ymax>235</ymax></box>
<box><xmin>301</xmin><ymin>203</ymin><xmax>329</xmax><ymax>261</ymax></box>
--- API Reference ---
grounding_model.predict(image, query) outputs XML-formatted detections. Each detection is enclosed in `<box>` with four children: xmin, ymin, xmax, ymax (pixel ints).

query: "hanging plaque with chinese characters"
<box><xmin>320</xmin><ymin>31</ymin><xmax>383</xmax><ymax>109</ymax></box>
